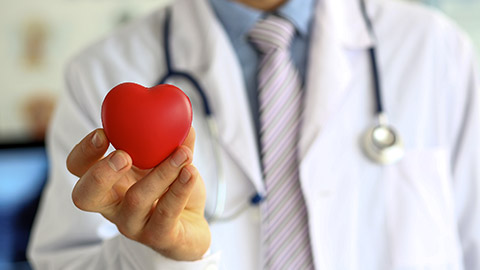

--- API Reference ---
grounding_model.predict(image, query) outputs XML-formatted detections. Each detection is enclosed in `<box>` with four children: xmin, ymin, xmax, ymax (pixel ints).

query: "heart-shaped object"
<box><xmin>101</xmin><ymin>82</ymin><xmax>192</xmax><ymax>169</ymax></box>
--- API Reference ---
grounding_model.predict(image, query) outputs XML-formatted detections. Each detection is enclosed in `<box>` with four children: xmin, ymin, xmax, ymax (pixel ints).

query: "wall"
<box><xmin>423</xmin><ymin>0</ymin><xmax>480</xmax><ymax>53</ymax></box>
<box><xmin>0</xmin><ymin>0</ymin><xmax>170</xmax><ymax>141</ymax></box>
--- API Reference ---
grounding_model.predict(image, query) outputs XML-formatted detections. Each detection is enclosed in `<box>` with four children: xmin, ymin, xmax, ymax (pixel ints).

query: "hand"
<box><xmin>67</xmin><ymin>127</ymin><xmax>211</xmax><ymax>261</ymax></box>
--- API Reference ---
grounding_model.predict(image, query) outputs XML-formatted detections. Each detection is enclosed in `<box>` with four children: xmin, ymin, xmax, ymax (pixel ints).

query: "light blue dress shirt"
<box><xmin>209</xmin><ymin>0</ymin><xmax>316</xmax><ymax>141</ymax></box>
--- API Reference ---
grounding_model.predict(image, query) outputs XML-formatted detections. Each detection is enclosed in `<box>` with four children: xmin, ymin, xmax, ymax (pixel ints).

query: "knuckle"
<box><xmin>114</xmin><ymin>213</ymin><xmax>141</xmax><ymax>240</ymax></box>
<box><xmin>156</xmin><ymin>202</ymin><xmax>176</xmax><ymax>219</ymax></box>
<box><xmin>123</xmin><ymin>190</ymin><xmax>142</xmax><ymax>211</ymax></box>
<box><xmin>182</xmin><ymin>146</ymin><xmax>194</xmax><ymax>163</ymax></box>
<box><xmin>90</xmin><ymin>166</ymin><xmax>108</xmax><ymax>187</ymax></box>
<box><xmin>169</xmin><ymin>186</ymin><xmax>186</xmax><ymax>202</ymax></box>
<box><xmin>116</xmin><ymin>223</ymin><xmax>137</xmax><ymax>239</ymax></box>
<box><xmin>153</xmin><ymin>166</ymin><xmax>173</xmax><ymax>182</ymax></box>
<box><xmin>71</xmin><ymin>188</ymin><xmax>89</xmax><ymax>211</ymax></box>
<box><xmin>187</xmin><ymin>165</ymin><xmax>199</xmax><ymax>178</ymax></box>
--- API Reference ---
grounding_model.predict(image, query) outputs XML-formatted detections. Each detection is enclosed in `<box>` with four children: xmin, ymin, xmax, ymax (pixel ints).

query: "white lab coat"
<box><xmin>28</xmin><ymin>0</ymin><xmax>480</xmax><ymax>269</ymax></box>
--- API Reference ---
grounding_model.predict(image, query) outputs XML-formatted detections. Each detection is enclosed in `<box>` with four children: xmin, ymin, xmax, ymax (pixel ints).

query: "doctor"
<box><xmin>28</xmin><ymin>0</ymin><xmax>480</xmax><ymax>269</ymax></box>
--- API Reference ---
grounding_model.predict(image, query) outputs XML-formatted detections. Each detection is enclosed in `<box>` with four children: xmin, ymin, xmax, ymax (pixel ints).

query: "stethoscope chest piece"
<box><xmin>362</xmin><ymin>122</ymin><xmax>404</xmax><ymax>165</ymax></box>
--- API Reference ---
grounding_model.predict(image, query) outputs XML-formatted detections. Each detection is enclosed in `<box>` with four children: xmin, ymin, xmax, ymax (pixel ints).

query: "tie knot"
<box><xmin>249</xmin><ymin>15</ymin><xmax>296</xmax><ymax>53</ymax></box>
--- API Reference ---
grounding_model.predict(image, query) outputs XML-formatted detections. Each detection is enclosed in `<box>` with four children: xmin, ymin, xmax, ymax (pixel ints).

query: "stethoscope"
<box><xmin>157</xmin><ymin>0</ymin><xmax>405</xmax><ymax>222</ymax></box>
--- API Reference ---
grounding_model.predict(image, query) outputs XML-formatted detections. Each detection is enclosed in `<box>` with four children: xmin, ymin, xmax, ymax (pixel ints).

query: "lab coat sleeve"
<box><xmin>447</xmin><ymin>27</ymin><xmax>480</xmax><ymax>269</ymax></box>
<box><xmin>27</xmin><ymin>60</ymin><xmax>220</xmax><ymax>270</ymax></box>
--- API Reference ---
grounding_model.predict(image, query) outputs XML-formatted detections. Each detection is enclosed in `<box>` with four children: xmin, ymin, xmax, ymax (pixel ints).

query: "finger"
<box><xmin>182</xmin><ymin>127</ymin><xmax>196</xmax><ymax>152</ymax></box>
<box><xmin>67</xmin><ymin>129</ymin><xmax>109</xmax><ymax>177</ymax></box>
<box><xmin>147</xmin><ymin>165</ymin><xmax>198</xmax><ymax>232</ymax></box>
<box><xmin>117</xmin><ymin>146</ymin><xmax>193</xmax><ymax>233</ymax></box>
<box><xmin>72</xmin><ymin>150</ymin><xmax>132</xmax><ymax>213</ymax></box>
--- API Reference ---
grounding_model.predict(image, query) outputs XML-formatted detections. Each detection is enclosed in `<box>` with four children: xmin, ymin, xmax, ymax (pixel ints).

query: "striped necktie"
<box><xmin>249</xmin><ymin>15</ymin><xmax>314</xmax><ymax>269</ymax></box>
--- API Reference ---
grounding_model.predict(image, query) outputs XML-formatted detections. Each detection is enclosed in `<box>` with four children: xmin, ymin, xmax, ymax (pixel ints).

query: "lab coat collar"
<box><xmin>299</xmin><ymin>0</ymin><xmax>375</xmax><ymax>160</ymax></box>
<box><xmin>168</xmin><ymin>0</ymin><xmax>375</xmax><ymax>195</ymax></box>
<box><xmin>323</xmin><ymin>0</ymin><xmax>375</xmax><ymax>49</ymax></box>
<box><xmin>298</xmin><ymin>2</ymin><xmax>375</xmax><ymax>265</ymax></box>
<box><xmin>170</xmin><ymin>0</ymin><xmax>266</xmax><ymax>195</ymax></box>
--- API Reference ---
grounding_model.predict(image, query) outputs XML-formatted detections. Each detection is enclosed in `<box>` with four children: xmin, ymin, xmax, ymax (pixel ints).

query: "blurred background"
<box><xmin>0</xmin><ymin>1</ymin><xmax>168</xmax><ymax>269</ymax></box>
<box><xmin>0</xmin><ymin>0</ymin><xmax>479</xmax><ymax>269</ymax></box>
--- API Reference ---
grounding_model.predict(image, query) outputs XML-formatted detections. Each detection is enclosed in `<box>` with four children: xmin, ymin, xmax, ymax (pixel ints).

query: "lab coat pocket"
<box><xmin>384</xmin><ymin>148</ymin><xmax>461</xmax><ymax>268</ymax></box>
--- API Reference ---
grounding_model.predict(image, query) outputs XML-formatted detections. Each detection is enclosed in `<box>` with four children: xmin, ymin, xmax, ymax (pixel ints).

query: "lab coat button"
<box><xmin>205</xmin><ymin>264</ymin><xmax>218</xmax><ymax>270</ymax></box>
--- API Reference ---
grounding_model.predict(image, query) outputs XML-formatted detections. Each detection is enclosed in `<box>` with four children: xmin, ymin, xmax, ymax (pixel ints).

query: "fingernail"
<box><xmin>178</xmin><ymin>168</ymin><xmax>191</xmax><ymax>184</ymax></box>
<box><xmin>171</xmin><ymin>148</ymin><xmax>188</xmax><ymax>167</ymax></box>
<box><xmin>91</xmin><ymin>132</ymin><xmax>103</xmax><ymax>149</ymax></box>
<box><xmin>109</xmin><ymin>152</ymin><xmax>127</xmax><ymax>172</ymax></box>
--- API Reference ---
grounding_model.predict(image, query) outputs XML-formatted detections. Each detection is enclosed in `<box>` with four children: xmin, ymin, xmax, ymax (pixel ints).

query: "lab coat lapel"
<box><xmin>299</xmin><ymin>0</ymin><xmax>374</xmax><ymax>160</ymax></box>
<box><xmin>298</xmin><ymin>1</ymin><xmax>374</xmax><ymax>267</ymax></box>
<box><xmin>170</xmin><ymin>0</ymin><xmax>265</xmax><ymax>194</ymax></box>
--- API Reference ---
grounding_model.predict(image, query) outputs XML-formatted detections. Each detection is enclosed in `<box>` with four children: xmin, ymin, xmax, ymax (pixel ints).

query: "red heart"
<box><xmin>101</xmin><ymin>83</ymin><xmax>192</xmax><ymax>169</ymax></box>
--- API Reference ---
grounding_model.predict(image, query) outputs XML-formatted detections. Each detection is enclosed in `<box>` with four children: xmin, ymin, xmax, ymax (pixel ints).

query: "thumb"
<box><xmin>67</xmin><ymin>129</ymin><xmax>110</xmax><ymax>177</ymax></box>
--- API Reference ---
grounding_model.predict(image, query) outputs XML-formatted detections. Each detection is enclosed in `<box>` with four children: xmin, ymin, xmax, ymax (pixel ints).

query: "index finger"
<box><xmin>182</xmin><ymin>127</ymin><xmax>196</xmax><ymax>152</ymax></box>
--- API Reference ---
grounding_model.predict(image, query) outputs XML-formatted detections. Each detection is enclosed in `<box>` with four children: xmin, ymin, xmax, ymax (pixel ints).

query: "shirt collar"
<box><xmin>276</xmin><ymin>0</ymin><xmax>315</xmax><ymax>37</ymax></box>
<box><xmin>210</xmin><ymin>0</ymin><xmax>316</xmax><ymax>41</ymax></box>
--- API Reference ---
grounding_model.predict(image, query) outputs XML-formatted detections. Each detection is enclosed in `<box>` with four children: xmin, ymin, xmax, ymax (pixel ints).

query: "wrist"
<box><xmin>118</xmin><ymin>235</ymin><xmax>220</xmax><ymax>269</ymax></box>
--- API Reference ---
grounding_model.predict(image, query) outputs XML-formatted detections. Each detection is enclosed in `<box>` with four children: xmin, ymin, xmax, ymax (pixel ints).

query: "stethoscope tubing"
<box><xmin>158</xmin><ymin>8</ymin><xmax>212</xmax><ymax>116</ymax></box>
<box><xmin>360</xmin><ymin>0</ymin><xmax>384</xmax><ymax>116</ymax></box>
<box><xmin>156</xmin><ymin>1</ymin><xmax>403</xmax><ymax>222</ymax></box>
<box><xmin>158</xmin><ymin>8</ymin><xmax>235</xmax><ymax>222</ymax></box>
